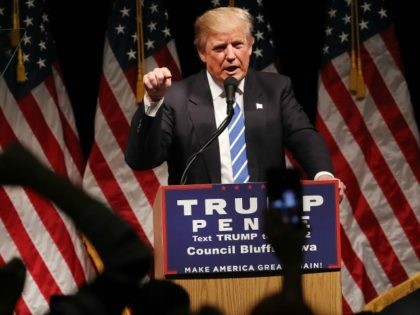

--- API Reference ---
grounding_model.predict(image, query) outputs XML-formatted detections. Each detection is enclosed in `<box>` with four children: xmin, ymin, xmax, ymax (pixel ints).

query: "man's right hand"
<box><xmin>143</xmin><ymin>67</ymin><xmax>172</xmax><ymax>102</ymax></box>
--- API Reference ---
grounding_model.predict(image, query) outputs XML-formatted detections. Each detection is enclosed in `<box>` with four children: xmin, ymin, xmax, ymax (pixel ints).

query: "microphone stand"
<box><xmin>180</xmin><ymin>106</ymin><xmax>234</xmax><ymax>185</ymax></box>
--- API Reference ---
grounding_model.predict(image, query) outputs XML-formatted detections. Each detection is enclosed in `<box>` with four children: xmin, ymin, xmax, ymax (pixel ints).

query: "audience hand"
<box><xmin>0</xmin><ymin>142</ymin><xmax>45</xmax><ymax>187</ymax></box>
<box><xmin>263</xmin><ymin>209</ymin><xmax>307</xmax><ymax>269</ymax></box>
<box><xmin>261</xmin><ymin>208</ymin><xmax>312</xmax><ymax>312</ymax></box>
<box><xmin>0</xmin><ymin>257</ymin><xmax>26</xmax><ymax>315</ymax></box>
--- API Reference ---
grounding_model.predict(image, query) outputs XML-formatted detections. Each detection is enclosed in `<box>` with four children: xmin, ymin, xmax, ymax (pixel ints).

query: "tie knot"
<box><xmin>232</xmin><ymin>102</ymin><xmax>242</xmax><ymax>116</ymax></box>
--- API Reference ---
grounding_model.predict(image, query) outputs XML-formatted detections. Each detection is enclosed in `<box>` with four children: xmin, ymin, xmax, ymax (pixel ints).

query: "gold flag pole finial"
<box><xmin>355</xmin><ymin>51</ymin><xmax>365</xmax><ymax>99</ymax></box>
<box><xmin>16</xmin><ymin>46</ymin><xmax>26</xmax><ymax>82</ymax></box>
<box><xmin>135</xmin><ymin>0</ymin><xmax>145</xmax><ymax>104</ymax></box>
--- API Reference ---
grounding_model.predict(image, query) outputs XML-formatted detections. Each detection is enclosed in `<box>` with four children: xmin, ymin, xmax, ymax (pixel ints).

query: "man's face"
<box><xmin>198</xmin><ymin>30</ymin><xmax>253</xmax><ymax>84</ymax></box>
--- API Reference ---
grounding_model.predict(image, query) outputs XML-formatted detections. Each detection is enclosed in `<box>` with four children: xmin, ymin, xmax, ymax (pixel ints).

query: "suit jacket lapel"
<box><xmin>187</xmin><ymin>71</ymin><xmax>221</xmax><ymax>182</ymax></box>
<box><xmin>243</xmin><ymin>70</ymin><xmax>267</xmax><ymax>181</ymax></box>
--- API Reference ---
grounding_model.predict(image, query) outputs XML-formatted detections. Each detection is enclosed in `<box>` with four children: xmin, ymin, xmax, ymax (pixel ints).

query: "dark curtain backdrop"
<box><xmin>46</xmin><ymin>0</ymin><xmax>419</xmax><ymax>159</ymax></box>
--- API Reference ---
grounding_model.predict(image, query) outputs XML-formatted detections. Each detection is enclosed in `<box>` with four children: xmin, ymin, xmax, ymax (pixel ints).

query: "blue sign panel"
<box><xmin>161</xmin><ymin>181</ymin><xmax>340</xmax><ymax>276</ymax></box>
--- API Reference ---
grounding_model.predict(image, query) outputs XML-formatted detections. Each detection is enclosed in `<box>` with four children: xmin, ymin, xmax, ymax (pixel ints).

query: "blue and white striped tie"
<box><xmin>228</xmin><ymin>102</ymin><xmax>249</xmax><ymax>183</ymax></box>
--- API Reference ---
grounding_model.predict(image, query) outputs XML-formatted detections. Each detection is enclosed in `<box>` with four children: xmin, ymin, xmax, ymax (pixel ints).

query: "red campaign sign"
<box><xmin>158</xmin><ymin>181</ymin><xmax>340</xmax><ymax>277</ymax></box>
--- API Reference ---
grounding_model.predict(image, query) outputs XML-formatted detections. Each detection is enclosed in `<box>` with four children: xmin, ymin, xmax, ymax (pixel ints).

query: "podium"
<box><xmin>153</xmin><ymin>182</ymin><xmax>342</xmax><ymax>315</ymax></box>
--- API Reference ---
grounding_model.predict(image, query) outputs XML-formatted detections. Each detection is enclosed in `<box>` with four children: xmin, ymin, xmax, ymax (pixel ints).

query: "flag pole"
<box><xmin>11</xmin><ymin>0</ymin><xmax>26</xmax><ymax>82</ymax></box>
<box><xmin>135</xmin><ymin>0</ymin><xmax>145</xmax><ymax>103</ymax></box>
<box><xmin>349</xmin><ymin>0</ymin><xmax>357</xmax><ymax>93</ymax></box>
<box><xmin>10</xmin><ymin>0</ymin><xmax>20</xmax><ymax>46</ymax></box>
<box><xmin>353</xmin><ymin>0</ymin><xmax>365</xmax><ymax>99</ymax></box>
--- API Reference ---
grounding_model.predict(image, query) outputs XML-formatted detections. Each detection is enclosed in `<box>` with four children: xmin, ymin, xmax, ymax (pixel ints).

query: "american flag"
<box><xmin>82</xmin><ymin>0</ymin><xmax>181</xmax><ymax>250</ymax></box>
<box><xmin>316</xmin><ymin>0</ymin><xmax>420</xmax><ymax>313</ymax></box>
<box><xmin>0</xmin><ymin>0</ymin><xmax>96</xmax><ymax>314</ymax></box>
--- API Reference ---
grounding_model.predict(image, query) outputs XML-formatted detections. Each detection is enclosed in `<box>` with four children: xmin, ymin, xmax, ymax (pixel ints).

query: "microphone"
<box><xmin>180</xmin><ymin>111</ymin><xmax>234</xmax><ymax>184</ymax></box>
<box><xmin>224</xmin><ymin>76</ymin><xmax>238</xmax><ymax>115</ymax></box>
<box><xmin>180</xmin><ymin>78</ymin><xmax>239</xmax><ymax>184</ymax></box>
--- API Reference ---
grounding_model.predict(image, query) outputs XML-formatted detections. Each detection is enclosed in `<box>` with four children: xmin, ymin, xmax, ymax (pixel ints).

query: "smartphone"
<box><xmin>266</xmin><ymin>168</ymin><xmax>303</xmax><ymax>228</ymax></box>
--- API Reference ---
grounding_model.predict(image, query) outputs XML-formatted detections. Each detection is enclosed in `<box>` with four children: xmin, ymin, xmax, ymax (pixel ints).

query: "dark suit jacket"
<box><xmin>125</xmin><ymin>69</ymin><xmax>334</xmax><ymax>184</ymax></box>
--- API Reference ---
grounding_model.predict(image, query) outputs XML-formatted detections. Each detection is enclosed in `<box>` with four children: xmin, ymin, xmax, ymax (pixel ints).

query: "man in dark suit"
<box><xmin>125</xmin><ymin>6</ymin><xmax>345</xmax><ymax>199</ymax></box>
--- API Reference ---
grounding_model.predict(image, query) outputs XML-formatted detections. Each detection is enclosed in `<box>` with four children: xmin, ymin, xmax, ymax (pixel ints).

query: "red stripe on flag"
<box><xmin>342</xmin><ymin>297</ymin><xmax>354</xmax><ymax>315</ymax></box>
<box><xmin>122</xmin><ymin>66</ymin><xmax>137</xmax><ymax>94</ymax></box>
<box><xmin>132</xmin><ymin>169</ymin><xmax>161</xmax><ymax>207</ymax></box>
<box><xmin>15</xmin><ymin>299</ymin><xmax>32</xmax><ymax>315</ymax></box>
<box><xmin>0</xmin><ymin>109</ymin><xmax>18</xmax><ymax>148</ymax></box>
<box><xmin>57</xmin><ymin>108</ymin><xmax>85</xmax><ymax>175</ymax></box>
<box><xmin>96</xmin><ymin>75</ymin><xmax>130</xmax><ymax>149</ymax></box>
<box><xmin>340</xmin><ymin>226</ymin><xmax>378</xmax><ymax>301</ymax></box>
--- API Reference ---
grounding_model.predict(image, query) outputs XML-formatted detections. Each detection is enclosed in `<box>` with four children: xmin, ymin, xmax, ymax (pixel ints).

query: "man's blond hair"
<box><xmin>194</xmin><ymin>6</ymin><xmax>255</xmax><ymax>52</ymax></box>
